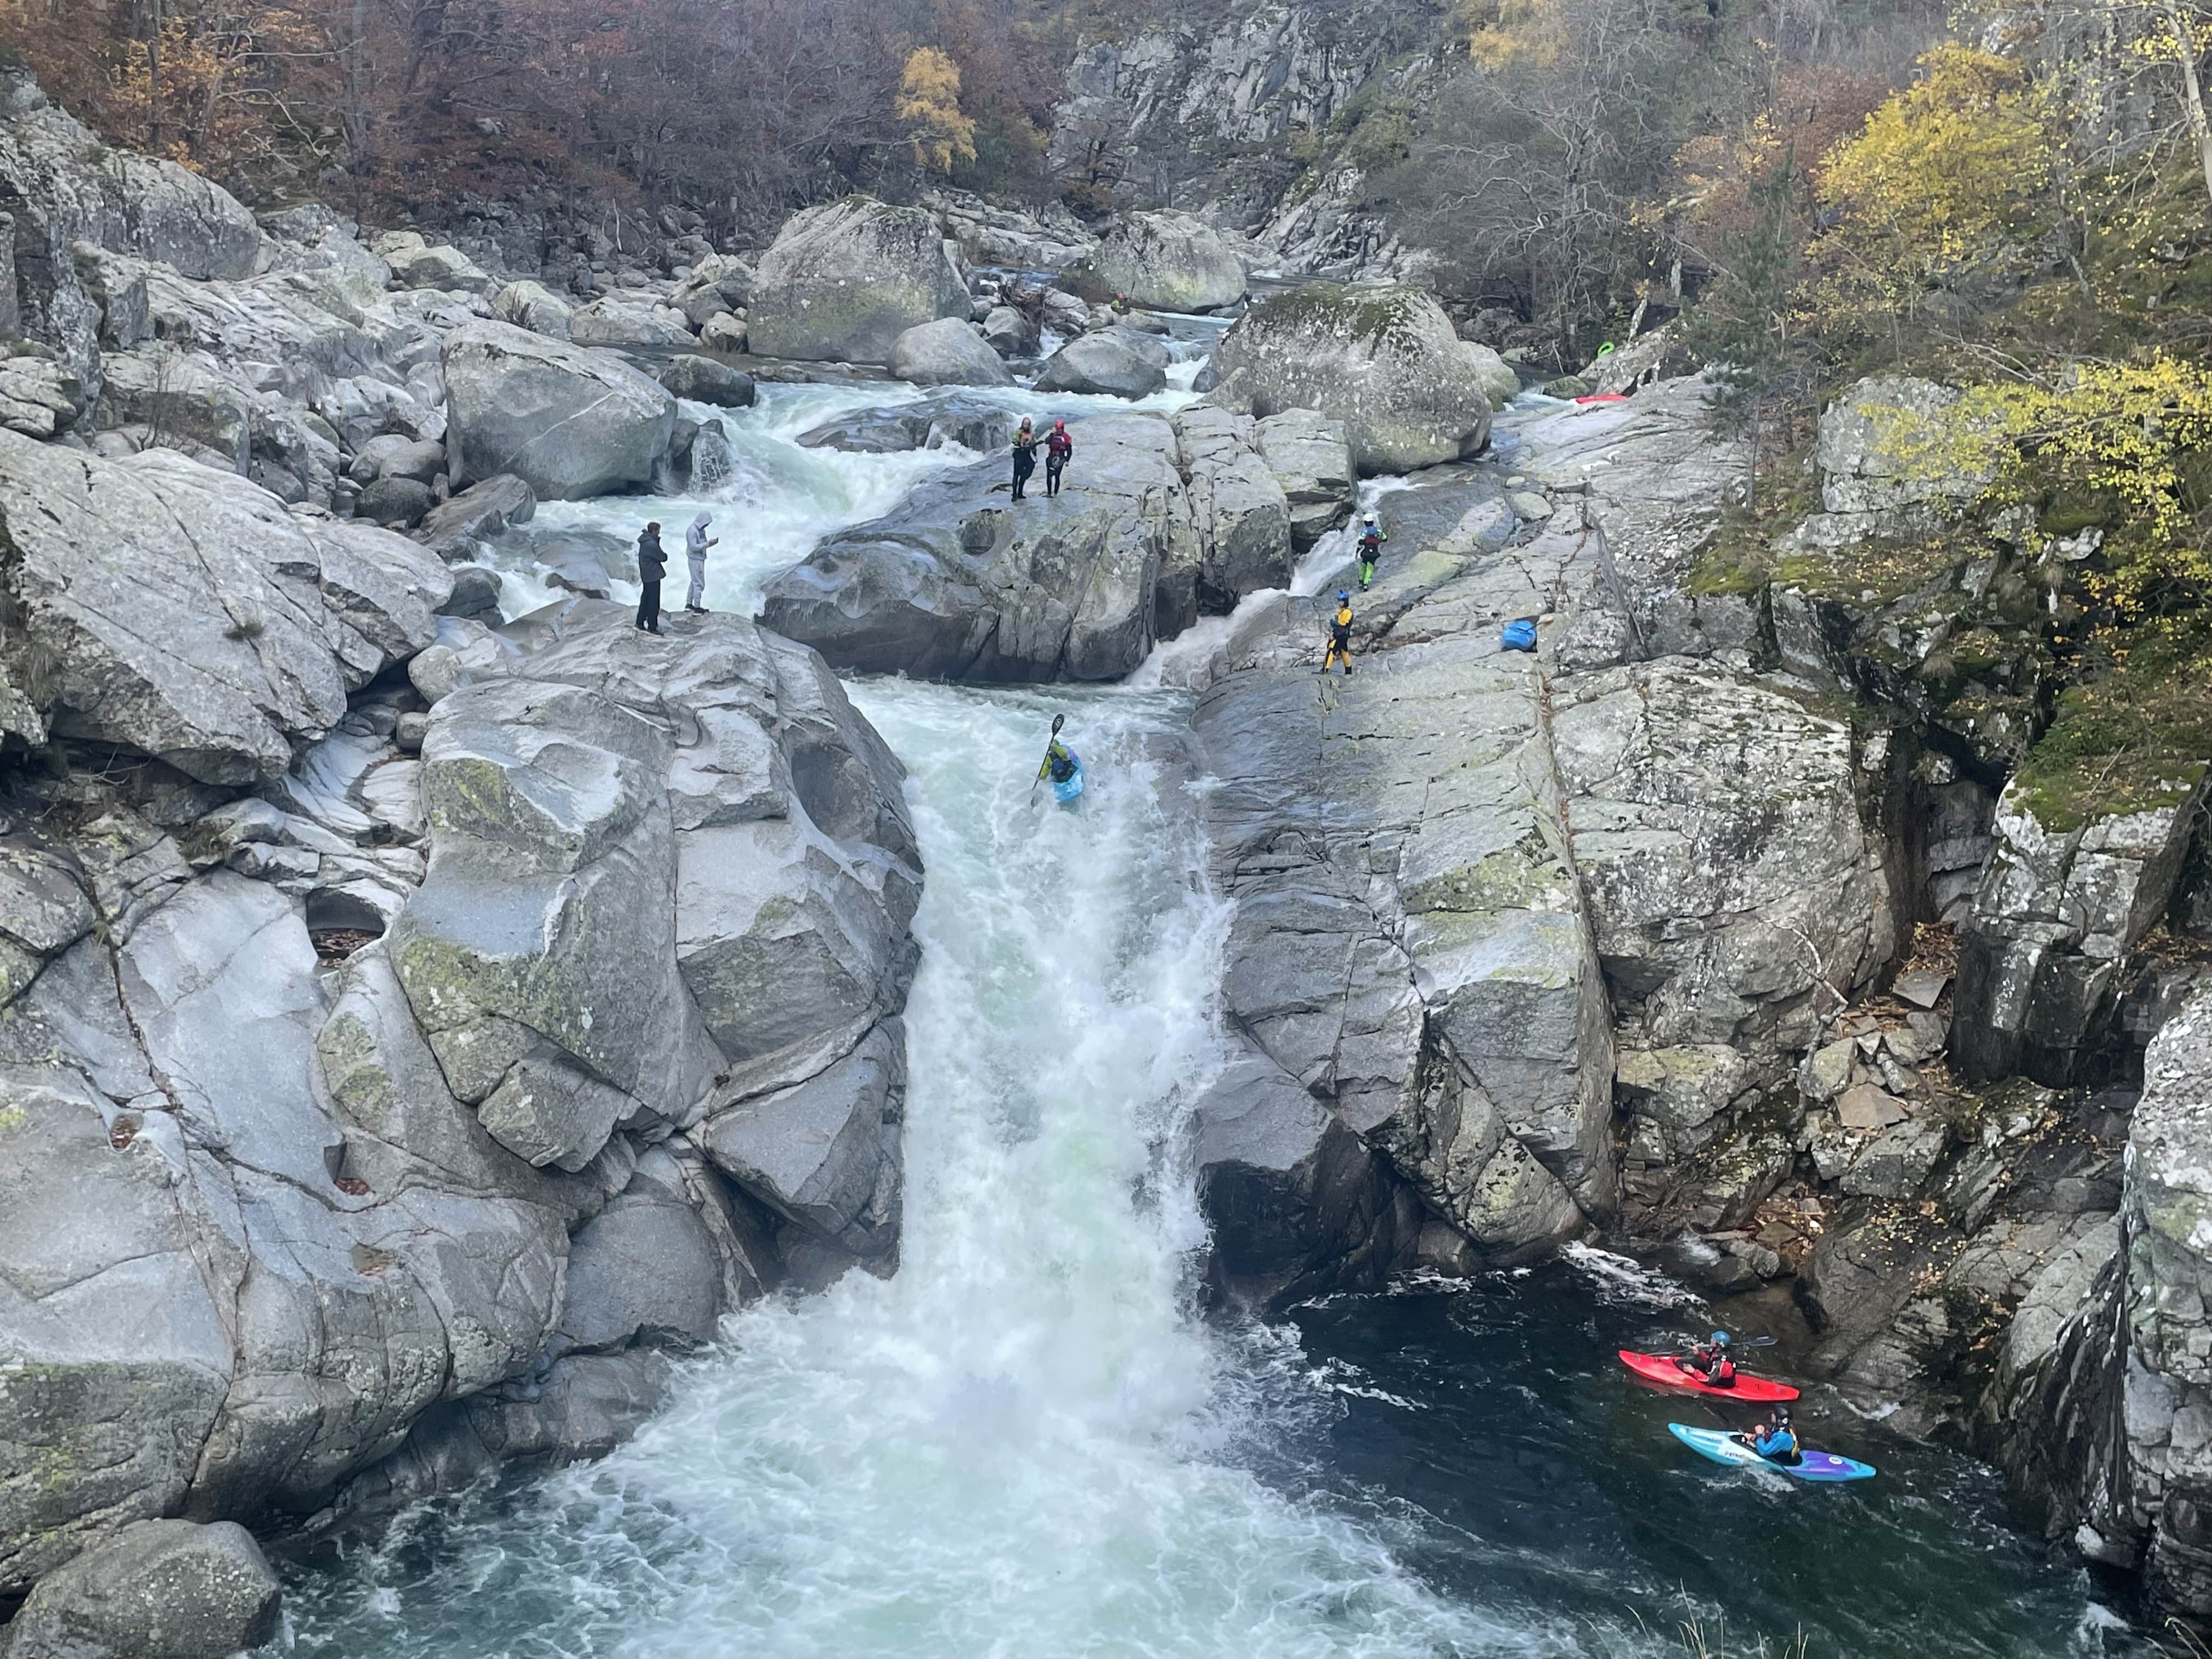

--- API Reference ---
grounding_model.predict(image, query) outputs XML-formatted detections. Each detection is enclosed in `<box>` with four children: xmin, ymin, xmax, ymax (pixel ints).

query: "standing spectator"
<box><xmin>684</xmin><ymin>514</ymin><xmax>718</xmax><ymax>613</ymax></box>
<box><xmin>1045</xmin><ymin>419</ymin><xmax>1074</xmax><ymax>498</ymax></box>
<box><xmin>1011</xmin><ymin>417</ymin><xmax>1038</xmax><ymax>501</ymax></box>
<box><xmin>636</xmin><ymin>521</ymin><xmax>666</xmax><ymax>634</ymax></box>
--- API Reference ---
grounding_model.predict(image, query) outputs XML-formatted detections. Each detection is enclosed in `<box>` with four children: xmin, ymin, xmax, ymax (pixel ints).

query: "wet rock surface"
<box><xmin>0</xmin><ymin>597</ymin><xmax>923</xmax><ymax>1605</ymax></box>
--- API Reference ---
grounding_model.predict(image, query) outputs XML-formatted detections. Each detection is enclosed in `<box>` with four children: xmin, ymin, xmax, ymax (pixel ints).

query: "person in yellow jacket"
<box><xmin>1322</xmin><ymin>590</ymin><xmax>1355</xmax><ymax>676</ymax></box>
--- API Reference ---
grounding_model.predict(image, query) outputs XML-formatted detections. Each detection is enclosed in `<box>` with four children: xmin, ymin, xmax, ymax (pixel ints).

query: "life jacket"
<box><xmin>1358</xmin><ymin>528</ymin><xmax>1384</xmax><ymax>554</ymax></box>
<box><xmin>1045</xmin><ymin>741</ymin><xmax>1077</xmax><ymax>783</ymax></box>
<box><xmin>1047</xmin><ymin>430</ymin><xmax>1073</xmax><ymax>459</ymax></box>
<box><xmin>1755</xmin><ymin>1426</ymin><xmax>1799</xmax><ymax>1464</ymax></box>
<box><xmin>1708</xmin><ymin>1355</ymin><xmax>1737</xmax><ymax>1386</ymax></box>
<box><xmin>1330</xmin><ymin>605</ymin><xmax>1353</xmax><ymax>643</ymax></box>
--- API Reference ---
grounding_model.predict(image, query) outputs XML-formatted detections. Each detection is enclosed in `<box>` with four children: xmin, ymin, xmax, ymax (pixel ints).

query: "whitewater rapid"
<box><xmin>281</xmin><ymin>677</ymin><xmax>1555</xmax><ymax>1657</ymax></box>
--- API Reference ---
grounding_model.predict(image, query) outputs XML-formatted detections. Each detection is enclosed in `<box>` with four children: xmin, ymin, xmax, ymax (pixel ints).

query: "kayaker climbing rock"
<box><xmin>1322</xmin><ymin>591</ymin><xmax>1355</xmax><ymax>677</ymax></box>
<box><xmin>1678</xmin><ymin>1331</ymin><xmax>1735</xmax><ymax>1388</ymax></box>
<box><xmin>1356</xmin><ymin>511</ymin><xmax>1386</xmax><ymax>590</ymax></box>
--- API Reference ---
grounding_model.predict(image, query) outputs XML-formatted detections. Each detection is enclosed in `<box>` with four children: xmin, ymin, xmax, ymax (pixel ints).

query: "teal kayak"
<box><xmin>1668</xmin><ymin>1423</ymin><xmax>1875</xmax><ymax>1482</ymax></box>
<box><xmin>1052</xmin><ymin>753</ymin><xmax>1084</xmax><ymax>806</ymax></box>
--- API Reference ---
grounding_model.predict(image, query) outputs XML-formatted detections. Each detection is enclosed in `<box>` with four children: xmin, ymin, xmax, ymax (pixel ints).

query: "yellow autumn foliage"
<box><xmin>899</xmin><ymin>47</ymin><xmax>977</xmax><ymax>173</ymax></box>
<box><xmin>1460</xmin><ymin>0</ymin><xmax>1567</xmax><ymax>69</ymax></box>
<box><xmin>1871</xmin><ymin>355</ymin><xmax>2212</xmax><ymax>606</ymax></box>
<box><xmin>1816</xmin><ymin>46</ymin><xmax>2058</xmax><ymax>272</ymax></box>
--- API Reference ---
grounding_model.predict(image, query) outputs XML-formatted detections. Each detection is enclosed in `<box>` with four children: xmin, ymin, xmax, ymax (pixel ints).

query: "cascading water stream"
<box><xmin>276</xmin><ymin>363</ymin><xmax>2153</xmax><ymax>1659</ymax></box>
<box><xmin>278</xmin><ymin>686</ymin><xmax>1544</xmax><ymax>1657</ymax></box>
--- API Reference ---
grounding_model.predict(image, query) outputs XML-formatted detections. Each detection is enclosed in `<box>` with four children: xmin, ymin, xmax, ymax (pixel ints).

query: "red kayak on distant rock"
<box><xmin>1617</xmin><ymin>1349</ymin><xmax>1801</xmax><ymax>1402</ymax></box>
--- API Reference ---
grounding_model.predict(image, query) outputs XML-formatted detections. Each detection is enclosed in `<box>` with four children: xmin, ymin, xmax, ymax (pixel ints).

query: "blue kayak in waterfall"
<box><xmin>1668</xmin><ymin>1423</ymin><xmax>1875</xmax><ymax>1482</ymax></box>
<box><xmin>1052</xmin><ymin>752</ymin><xmax>1085</xmax><ymax>806</ymax></box>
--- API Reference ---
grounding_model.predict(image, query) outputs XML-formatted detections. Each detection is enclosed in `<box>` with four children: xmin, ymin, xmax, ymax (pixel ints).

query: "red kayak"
<box><xmin>1618</xmin><ymin>1350</ymin><xmax>1799</xmax><ymax>1402</ymax></box>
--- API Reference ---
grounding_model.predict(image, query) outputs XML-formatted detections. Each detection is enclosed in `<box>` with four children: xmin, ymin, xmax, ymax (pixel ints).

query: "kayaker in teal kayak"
<box><xmin>1677</xmin><ymin>1331</ymin><xmax>1736</xmax><ymax>1389</ymax></box>
<box><xmin>1740</xmin><ymin>1406</ymin><xmax>1802</xmax><ymax>1467</ymax></box>
<box><xmin>1039</xmin><ymin>738</ymin><xmax>1078</xmax><ymax>790</ymax></box>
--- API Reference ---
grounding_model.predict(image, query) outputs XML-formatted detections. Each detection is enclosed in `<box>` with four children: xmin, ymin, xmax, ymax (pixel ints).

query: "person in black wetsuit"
<box><xmin>635</xmin><ymin>521</ymin><xmax>665</xmax><ymax>635</ymax></box>
<box><xmin>1012</xmin><ymin>417</ymin><xmax>1038</xmax><ymax>501</ymax></box>
<box><xmin>1322</xmin><ymin>590</ymin><xmax>1354</xmax><ymax>676</ymax></box>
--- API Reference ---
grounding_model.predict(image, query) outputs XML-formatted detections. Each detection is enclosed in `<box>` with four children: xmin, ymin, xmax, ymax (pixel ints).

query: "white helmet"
<box><xmin>1363</xmin><ymin>510</ymin><xmax>1378</xmax><ymax>523</ymax></box>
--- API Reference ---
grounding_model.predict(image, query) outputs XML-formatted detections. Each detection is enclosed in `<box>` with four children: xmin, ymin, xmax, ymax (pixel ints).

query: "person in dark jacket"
<box><xmin>636</xmin><ymin>521</ymin><xmax>666</xmax><ymax>634</ymax></box>
<box><xmin>1012</xmin><ymin>417</ymin><xmax>1038</xmax><ymax>501</ymax></box>
<box><xmin>1045</xmin><ymin>418</ymin><xmax>1074</xmax><ymax>497</ymax></box>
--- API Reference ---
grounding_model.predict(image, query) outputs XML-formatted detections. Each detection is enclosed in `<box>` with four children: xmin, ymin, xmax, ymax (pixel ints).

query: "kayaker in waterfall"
<box><xmin>1012</xmin><ymin>417</ymin><xmax>1039</xmax><ymax>501</ymax></box>
<box><xmin>1356</xmin><ymin>511</ymin><xmax>1386</xmax><ymax>590</ymax></box>
<box><xmin>684</xmin><ymin>512</ymin><xmax>718</xmax><ymax>614</ymax></box>
<box><xmin>1045</xmin><ymin>419</ymin><xmax>1074</xmax><ymax>498</ymax></box>
<box><xmin>1038</xmin><ymin>736</ymin><xmax>1079</xmax><ymax>789</ymax></box>
<box><xmin>1322</xmin><ymin>591</ymin><xmax>1355</xmax><ymax>677</ymax></box>
<box><xmin>1743</xmin><ymin>1406</ymin><xmax>1802</xmax><ymax>1466</ymax></box>
<box><xmin>1677</xmin><ymin>1331</ymin><xmax>1736</xmax><ymax>1387</ymax></box>
<box><xmin>635</xmin><ymin>521</ymin><xmax>666</xmax><ymax>635</ymax></box>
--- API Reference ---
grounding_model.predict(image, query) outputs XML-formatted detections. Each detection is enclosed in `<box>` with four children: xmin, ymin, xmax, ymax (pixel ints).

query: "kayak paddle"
<box><xmin>1028</xmin><ymin>714</ymin><xmax>1065</xmax><ymax>805</ymax></box>
<box><xmin>1678</xmin><ymin>1334</ymin><xmax>1776</xmax><ymax>1350</ymax></box>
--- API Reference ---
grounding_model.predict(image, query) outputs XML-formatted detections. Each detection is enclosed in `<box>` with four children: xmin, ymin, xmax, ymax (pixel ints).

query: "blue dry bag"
<box><xmin>1500</xmin><ymin>618</ymin><xmax>1538</xmax><ymax>653</ymax></box>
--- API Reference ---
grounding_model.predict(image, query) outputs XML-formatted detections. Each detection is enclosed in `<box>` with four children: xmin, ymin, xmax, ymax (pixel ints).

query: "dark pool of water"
<box><xmin>1252</xmin><ymin>1252</ymin><xmax>2151</xmax><ymax>1658</ymax></box>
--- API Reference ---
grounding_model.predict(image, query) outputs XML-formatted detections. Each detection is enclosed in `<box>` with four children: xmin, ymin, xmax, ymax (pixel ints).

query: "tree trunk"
<box><xmin>2163</xmin><ymin>0</ymin><xmax>2212</xmax><ymax>216</ymax></box>
<box><xmin>147</xmin><ymin>0</ymin><xmax>163</xmax><ymax>152</ymax></box>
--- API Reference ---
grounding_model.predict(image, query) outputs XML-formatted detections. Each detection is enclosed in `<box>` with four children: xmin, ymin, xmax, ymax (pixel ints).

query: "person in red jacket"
<box><xmin>1677</xmin><ymin>1331</ymin><xmax>1736</xmax><ymax>1387</ymax></box>
<box><xmin>1045</xmin><ymin>418</ymin><xmax>1074</xmax><ymax>498</ymax></box>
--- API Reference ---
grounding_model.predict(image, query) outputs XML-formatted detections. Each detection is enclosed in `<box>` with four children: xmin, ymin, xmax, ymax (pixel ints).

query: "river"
<box><xmin>273</xmin><ymin>362</ymin><xmax>2152</xmax><ymax>1658</ymax></box>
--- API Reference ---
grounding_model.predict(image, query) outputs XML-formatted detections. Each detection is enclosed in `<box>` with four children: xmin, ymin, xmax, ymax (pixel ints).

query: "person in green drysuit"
<box><xmin>1356</xmin><ymin>511</ymin><xmax>1386</xmax><ymax>589</ymax></box>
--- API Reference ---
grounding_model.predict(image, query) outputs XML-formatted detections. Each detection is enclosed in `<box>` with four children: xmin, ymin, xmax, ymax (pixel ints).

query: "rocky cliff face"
<box><xmin>1171</xmin><ymin>363</ymin><xmax>2209</xmax><ymax>1641</ymax></box>
<box><xmin>1180</xmin><ymin>378</ymin><xmax>1887</xmax><ymax>1305</ymax></box>
<box><xmin>1049</xmin><ymin>0</ymin><xmax>1451</xmax><ymax>279</ymax></box>
<box><xmin>0</xmin><ymin>73</ymin><xmax>937</xmax><ymax>1632</ymax></box>
<box><xmin>0</xmin><ymin>601</ymin><xmax>922</xmax><ymax>1600</ymax></box>
<box><xmin>1980</xmin><ymin>989</ymin><xmax>2212</xmax><ymax>1608</ymax></box>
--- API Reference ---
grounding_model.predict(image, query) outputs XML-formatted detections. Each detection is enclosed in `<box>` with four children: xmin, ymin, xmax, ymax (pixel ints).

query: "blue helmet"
<box><xmin>1712</xmin><ymin>1331</ymin><xmax>1730</xmax><ymax>1345</ymax></box>
<box><xmin>1337</xmin><ymin>590</ymin><xmax>1350</xmax><ymax>601</ymax></box>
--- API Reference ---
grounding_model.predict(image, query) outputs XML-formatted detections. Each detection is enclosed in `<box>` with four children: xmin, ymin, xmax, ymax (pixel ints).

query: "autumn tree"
<box><xmin>899</xmin><ymin>46</ymin><xmax>975</xmax><ymax>173</ymax></box>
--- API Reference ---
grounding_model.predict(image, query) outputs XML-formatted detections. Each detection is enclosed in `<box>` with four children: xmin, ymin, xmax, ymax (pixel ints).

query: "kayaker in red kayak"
<box><xmin>1677</xmin><ymin>1331</ymin><xmax>1736</xmax><ymax>1388</ymax></box>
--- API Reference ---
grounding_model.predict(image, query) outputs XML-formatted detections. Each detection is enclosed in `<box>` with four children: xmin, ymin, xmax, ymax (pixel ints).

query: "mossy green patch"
<box><xmin>2008</xmin><ymin>619</ymin><xmax>2212</xmax><ymax>833</ymax></box>
<box><xmin>1247</xmin><ymin>282</ymin><xmax>1439</xmax><ymax>356</ymax></box>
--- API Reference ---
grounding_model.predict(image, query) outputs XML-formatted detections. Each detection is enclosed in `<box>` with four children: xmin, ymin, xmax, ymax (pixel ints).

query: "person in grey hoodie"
<box><xmin>684</xmin><ymin>512</ymin><xmax>718</xmax><ymax>613</ymax></box>
<box><xmin>636</xmin><ymin>521</ymin><xmax>665</xmax><ymax>634</ymax></box>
